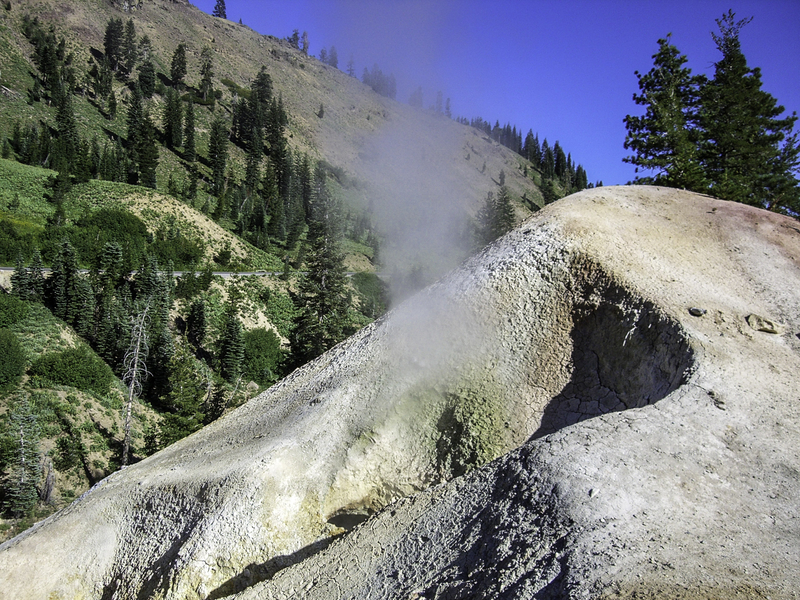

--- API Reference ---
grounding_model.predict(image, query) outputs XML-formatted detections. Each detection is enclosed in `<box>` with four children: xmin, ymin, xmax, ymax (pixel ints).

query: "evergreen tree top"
<box><xmin>212</xmin><ymin>0</ymin><xmax>227</xmax><ymax>19</ymax></box>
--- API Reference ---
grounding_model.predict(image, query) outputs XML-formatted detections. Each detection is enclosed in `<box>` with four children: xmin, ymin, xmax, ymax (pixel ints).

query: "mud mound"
<box><xmin>1</xmin><ymin>186</ymin><xmax>798</xmax><ymax>599</ymax></box>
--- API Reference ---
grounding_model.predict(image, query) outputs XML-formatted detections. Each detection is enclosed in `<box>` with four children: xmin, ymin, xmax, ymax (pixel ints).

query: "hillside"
<box><xmin>0</xmin><ymin>0</ymin><xmax>550</xmax><ymax>536</ymax></box>
<box><xmin>0</xmin><ymin>0</ymin><xmax>545</xmax><ymax>280</ymax></box>
<box><xmin>1</xmin><ymin>186</ymin><xmax>797</xmax><ymax>598</ymax></box>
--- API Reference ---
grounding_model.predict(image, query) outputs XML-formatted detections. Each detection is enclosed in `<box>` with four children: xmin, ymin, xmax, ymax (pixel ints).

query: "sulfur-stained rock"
<box><xmin>2</xmin><ymin>187</ymin><xmax>799</xmax><ymax>600</ymax></box>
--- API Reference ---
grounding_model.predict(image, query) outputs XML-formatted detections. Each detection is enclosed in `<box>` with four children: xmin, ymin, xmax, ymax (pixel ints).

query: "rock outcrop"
<box><xmin>1</xmin><ymin>186</ymin><xmax>799</xmax><ymax>599</ymax></box>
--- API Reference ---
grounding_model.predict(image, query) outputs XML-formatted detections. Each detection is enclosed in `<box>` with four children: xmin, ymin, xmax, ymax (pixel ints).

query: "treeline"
<box><xmin>0</xmin><ymin>206</ymin><xmax>203</xmax><ymax>269</ymax></box>
<box><xmin>361</xmin><ymin>64</ymin><xmax>397</xmax><ymax>100</ymax></box>
<box><xmin>459</xmin><ymin>116</ymin><xmax>593</xmax><ymax>202</ymax></box>
<box><xmin>623</xmin><ymin>11</ymin><xmax>798</xmax><ymax>214</ymax></box>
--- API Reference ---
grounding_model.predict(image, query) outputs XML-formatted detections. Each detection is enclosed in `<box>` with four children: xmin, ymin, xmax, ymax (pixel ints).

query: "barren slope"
<box><xmin>1</xmin><ymin>186</ymin><xmax>798</xmax><ymax>599</ymax></box>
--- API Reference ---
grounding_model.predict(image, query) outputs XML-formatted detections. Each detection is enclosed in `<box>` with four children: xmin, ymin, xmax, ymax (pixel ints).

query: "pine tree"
<box><xmin>3</xmin><ymin>395</ymin><xmax>42</xmax><ymax>517</ymax></box>
<box><xmin>244</xmin><ymin>125</ymin><xmax>263</xmax><ymax>193</ymax></box>
<box><xmin>28</xmin><ymin>249</ymin><xmax>45</xmax><ymax>302</ymax></box>
<box><xmin>48</xmin><ymin>239</ymin><xmax>79</xmax><ymax>322</ymax></box>
<box><xmin>476</xmin><ymin>186</ymin><xmax>516</xmax><ymax>247</ymax></box>
<box><xmin>291</xmin><ymin>164</ymin><xmax>350</xmax><ymax>365</ymax></box>
<box><xmin>163</xmin><ymin>87</ymin><xmax>183</xmax><ymax>150</ymax></box>
<box><xmin>264</xmin><ymin>162</ymin><xmax>285</xmax><ymax>240</ymax></box>
<box><xmin>159</xmin><ymin>341</ymin><xmax>206</xmax><ymax>447</ymax></box>
<box><xmin>186</xmin><ymin>298</ymin><xmax>206</xmax><ymax>349</ymax></box>
<box><xmin>103</xmin><ymin>18</ymin><xmax>124</xmax><ymax>73</ymax></box>
<box><xmin>55</xmin><ymin>87</ymin><xmax>79</xmax><ymax>173</ymax></box>
<box><xmin>199</xmin><ymin>46</ymin><xmax>215</xmax><ymax>103</ymax></box>
<box><xmin>623</xmin><ymin>35</ymin><xmax>708</xmax><ymax>190</ymax></box>
<box><xmin>212</xmin><ymin>0</ymin><xmax>227</xmax><ymax>19</ymax></box>
<box><xmin>10</xmin><ymin>254</ymin><xmax>31</xmax><ymax>301</ymax></box>
<box><xmin>126</xmin><ymin>83</ymin><xmax>143</xmax><ymax>183</ymax></box>
<box><xmin>208</xmin><ymin>114</ymin><xmax>228</xmax><ymax>197</ymax></box>
<box><xmin>170</xmin><ymin>43</ymin><xmax>187</xmax><ymax>88</ymax></box>
<box><xmin>251</xmin><ymin>66</ymin><xmax>273</xmax><ymax>117</ymax></box>
<box><xmin>108</xmin><ymin>89</ymin><xmax>117</xmax><ymax>120</ymax></box>
<box><xmin>184</xmin><ymin>99</ymin><xmax>197</xmax><ymax>202</ymax></box>
<box><xmin>183</xmin><ymin>98</ymin><xmax>196</xmax><ymax>162</ymax></box>
<box><xmin>301</xmin><ymin>31</ymin><xmax>309</xmax><ymax>55</ymax></box>
<box><xmin>138</xmin><ymin>58</ymin><xmax>155</xmax><ymax>99</ymax></box>
<box><xmin>699</xmin><ymin>11</ymin><xmax>799</xmax><ymax>211</ymax></box>
<box><xmin>121</xmin><ymin>302</ymin><xmax>149</xmax><ymax>465</ymax></box>
<box><xmin>94</xmin><ymin>56</ymin><xmax>113</xmax><ymax>99</ymax></box>
<box><xmin>541</xmin><ymin>139</ymin><xmax>555</xmax><ymax>179</ymax></box>
<box><xmin>494</xmin><ymin>186</ymin><xmax>516</xmax><ymax>237</ymax></box>
<box><xmin>138</xmin><ymin>110</ymin><xmax>159</xmax><ymax>189</ymax></box>
<box><xmin>122</xmin><ymin>19</ymin><xmax>138</xmax><ymax>78</ymax></box>
<box><xmin>219</xmin><ymin>308</ymin><xmax>244</xmax><ymax>383</ymax></box>
<box><xmin>66</xmin><ymin>273</ymin><xmax>94</xmax><ymax>338</ymax></box>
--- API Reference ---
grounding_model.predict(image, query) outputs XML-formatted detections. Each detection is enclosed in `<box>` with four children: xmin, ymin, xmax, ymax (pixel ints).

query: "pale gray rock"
<box><xmin>1</xmin><ymin>187</ymin><xmax>799</xmax><ymax>600</ymax></box>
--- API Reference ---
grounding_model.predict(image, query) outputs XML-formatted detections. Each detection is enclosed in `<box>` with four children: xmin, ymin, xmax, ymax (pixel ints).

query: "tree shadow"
<box><xmin>206</xmin><ymin>537</ymin><xmax>335</xmax><ymax>599</ymax></box>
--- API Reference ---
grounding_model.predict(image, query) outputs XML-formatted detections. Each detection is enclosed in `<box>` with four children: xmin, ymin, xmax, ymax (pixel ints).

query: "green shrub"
<box><xmin>243</xmin><ymin>327</ymin><xmax>284</xmax><ymax>387</ymax></box>
<box><xmin>70</xmin><ymin>208</ymin><xmax>149</xmax><ymax>270</ymax></box>
<box><xmin>262</xmin><ymin>289</ymin><xmax>297</xmax><ymax>339</ymax></box>
<box><xmin>351</xmin><ymin>272</ymin><xmax>388</xmax><ymax>319</ymax></box>
<box><xmin>174</xmin><ymin>267</ymin><xmax>214</xmax><ymax>300</ymax></box>
<box><xmin>0</xmin><ymin>294</ymin><xmax>29</xmax><ymax>327</ymax></box>
<box><xmin>0</xmin><ymin>328</ymin><xmax>26</xmax><ymax>389</ymax></box>
<box><xmin>54</xmin><ymin>434</ymin><xmax>84</xmax><ymax>471</ymax></box>
<box><xmin>29</xmin><ymin>345</ymin><xmax>114</xmax><ymax>395</ymax></box>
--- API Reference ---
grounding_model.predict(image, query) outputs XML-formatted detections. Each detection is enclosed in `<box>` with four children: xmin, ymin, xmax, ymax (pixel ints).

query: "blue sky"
<box><xmin>193</xmin><ymin>0</ymin><xmax>800</xmax><ymax>186</ymax></box>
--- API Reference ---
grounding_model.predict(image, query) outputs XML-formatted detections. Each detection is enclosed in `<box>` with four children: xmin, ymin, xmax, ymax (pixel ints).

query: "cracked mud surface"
<box><xmin>1</xmin><ymin>186</ymin><xmax>799</xmax><ymax>599</ymax></box>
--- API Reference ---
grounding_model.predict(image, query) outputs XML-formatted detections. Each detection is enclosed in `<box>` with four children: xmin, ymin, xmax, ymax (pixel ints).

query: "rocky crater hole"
<box><xmin>534</xmin><ymin>275</ymin><xmax>695</xmax><ymax>438</ymax></box>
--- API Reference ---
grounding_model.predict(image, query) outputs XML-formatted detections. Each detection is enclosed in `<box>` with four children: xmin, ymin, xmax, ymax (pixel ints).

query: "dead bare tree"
<box><xmin>121</xmin><ymin>302</ymin><xmax>150</xmax><ymax>466</ymax></box>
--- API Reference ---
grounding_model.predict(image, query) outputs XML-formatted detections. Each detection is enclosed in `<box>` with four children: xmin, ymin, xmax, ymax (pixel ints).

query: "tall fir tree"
<box><xmin>159</xmin><ymin>342</ymin><xmax>206</xmax><ymax>447</ymax></box>
<box><xmin>10</xmin><ymin>254</ymin><xmax>31</xmax><ymax>302</ymax></box>
<box><xmin>212</xmin><ymin>0</ymin><xmax>227</xmax><ymax>19</ymax></box>
<box><xmin>163</xmin><ymin>87</ymin><xmax>183</xmax><ymax>150</ymax></box>
<box><xmin>126</xmin><ymin>82</ymin><xmax>143</xmax><ymax>184</ymax></box>
<box><xmin>170</xmin><ymin>43</ymin><xmax>187</xmax><ymax>88</ymax></box>
<box><xmin>184</xmin><ymin>99</ymin><xmax>198</xmax><ymax>201</ymax></box>
<box><xmin>103</xmin><ymin>18</ymin><xmax>124</xmax><ymax>73</ymax></box>
<box><xmin>3</xmin><ymin>395</ymin><xmax>42</xmax><ymax>518</ymax></box>
<box><xmin>699</xmin><ymin>11</ymin><xmax>799</xmax><ymax>212</ymax></box>
<box><xmin>138</xmin><ymin>58</ymin><xmax>155</xmax><ymax>99</ymax></box>
<box><xmin>121</xmin><ymin>301</ymin><xmax>150</xmax><ymax>465</ymax></box>
<box><xmin>291</xmin><ymin>164</ymin><xmax>350</xmax><ymax>365</ymax></box>
<box><xmin>183</xmin><ymin>98</ymin><xmax>196</xmax><ymax>163</ymax></box>
<box><xmin>138</xmin><ymin>110</ymin><xmax>159</xmax><ymax>189</ymax></box>
<box><xmin>208</xmin><ymin>114</ymin><xmax>228</xmax><ymax>197</ymax></box>
<box><xmin>199</xmin><ymin>46</ymin><xmax>215</xmax><ymax>103</ymax></box>
<box><xmin>219</xmin><ymin>307</ymin><xmax>244</xmax><ymax>383</ymax></box>
<box><xmin>122</xmin><ymin>19</ymin><xmax>138</xmax><ymax>78</ymax></box>
<box><xmin>55</xmin><ymin>85</ymin><xmax>79</xmax><ymax>173</ymax></box>
<box><xmin>623</xmin><ymin>36</ymin><xmax>708</xmax><ymax>190</ymax></box>
<box><xmin>47</xmin><ymin>239</ymin><xmax>79</xmax><ymax>322</ymax></box>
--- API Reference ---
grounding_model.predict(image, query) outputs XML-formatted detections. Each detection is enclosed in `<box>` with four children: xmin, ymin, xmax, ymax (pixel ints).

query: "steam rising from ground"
<box><xmin>361</xmin><ymin>120</ymin><xmax>477</xmax><ymax>303</ymax></box>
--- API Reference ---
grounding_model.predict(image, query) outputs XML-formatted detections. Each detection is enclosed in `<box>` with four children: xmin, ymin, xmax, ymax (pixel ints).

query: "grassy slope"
<box><xmin>0</xmin><ymin>301</ymin><xmax>160</xmax><ymax>541</ymax></box>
